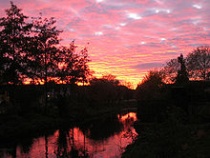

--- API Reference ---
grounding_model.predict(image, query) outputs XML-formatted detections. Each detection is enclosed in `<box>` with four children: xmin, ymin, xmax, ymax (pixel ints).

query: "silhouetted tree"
<box><xmin>0</xmin><ymin>2</ymin><xmax>92</xmax><ymax>87</ymax></box>
<box><xmin>76</xmin><ymin>45</ymin><xmax>92</xmax><ymax>85</ymax></box>
<box><xmin>89</xmin><ymin>74</ymin><xmax>120</xmax><ymax>104</ymax></box>
<box><xmin>175</xmin><ymin>54</ymin><xmax>189</xmax><ymax>84</ymax></box>
<box><xmin>135</xmin><ymin>70</ymin><xmax>168</xmax><ymax>122</ymax></box>
<box><xmin>0</xmin><ymin>2</ymin><xmax>32</xmax><ymax>84</ymax></box>
<box><xmin>163</xmin><ymin>46</ymin><xmax>210</xmax><ymax>82</ymax></box>
<box><xmin>186</xmin><ymin>46</ymin><xmax>210</xmax><ymax>80</ymax></box>
<box><xmin>136</xmin><ymin>70</ymin><xmax>165</xmax><ymax>101</ymax></box>
<box><xmin>0</xmin><ymin>43</ymin><xmax>5</xmax><ymax>84</ymax></box>
<box><xmin>28</xmin><ymin>15</ymin><xmax>61</xmax><ymax>84</ymax></box>
<box><xmin>29</xmin><ymin>15</ymin><xmax>62</xmax><ymax>111</ymax></box>
<box><xmin>102</xmin><ymin>74</ymin><xmax>120</xmax><ymax>86</ymax></box>
<box><xmin>56</xmin><ymin>41</ymin><xmax>78</xmax><ymax>84</ymax></box>
<box><xmin>162</xmin><ymin>58</ymin><xmax>179</xmax><ymax>84</ymax></box>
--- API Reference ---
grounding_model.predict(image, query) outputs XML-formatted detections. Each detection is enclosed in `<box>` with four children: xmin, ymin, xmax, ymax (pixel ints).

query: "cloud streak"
<box><xmin>1</xmin><ymin>0</ymin><xmax>210</xmax><ymax>87</ymax></box>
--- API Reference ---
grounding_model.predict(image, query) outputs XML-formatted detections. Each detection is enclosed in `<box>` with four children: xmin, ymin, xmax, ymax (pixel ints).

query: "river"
<box><xmin>0</xmin><ymin>112</ymin><xmax>138</xmax><ymax>158</ymax></box>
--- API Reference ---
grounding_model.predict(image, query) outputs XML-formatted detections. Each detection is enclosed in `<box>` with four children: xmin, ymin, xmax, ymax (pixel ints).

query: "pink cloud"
<box><xmin>1</xmin><ymin>0</ymin><xmax>210</xmax><ymax>87</ymax></box>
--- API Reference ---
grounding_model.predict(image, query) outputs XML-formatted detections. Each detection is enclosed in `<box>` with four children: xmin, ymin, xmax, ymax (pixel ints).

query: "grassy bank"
<box><xmin>0</xmin><ymin>113</ymin><xmax>63</xmax><ymax>143</ymax></box>
<box><xmin>122</xmin><ymin>104</ymin><xmax>210</xmax><ymax>158</ymax></box>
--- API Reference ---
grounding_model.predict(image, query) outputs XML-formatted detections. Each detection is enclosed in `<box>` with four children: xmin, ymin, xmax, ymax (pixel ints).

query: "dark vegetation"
<box><xmin>1</xmin><ymin>2</ymin><xmax>210</xmax><ymax>157</ymax></box>
<box><xmin>123</xmin><ymin>53</ymin><xmax>210</xmax><ymax>157</ymax></box>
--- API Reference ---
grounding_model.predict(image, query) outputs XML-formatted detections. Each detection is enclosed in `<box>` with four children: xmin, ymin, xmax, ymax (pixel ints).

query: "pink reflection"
<box><xmin>15</xmin><ymin>112</ymin><xmax>138</xmax><ymax>158</ymax></box>
<box><xmin>118</xmin><ymin>112</ymin><xmax>137</xmax><ymax>122</ymax></box>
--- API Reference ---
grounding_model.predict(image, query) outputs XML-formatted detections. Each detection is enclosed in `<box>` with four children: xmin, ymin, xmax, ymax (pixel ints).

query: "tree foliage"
<box><xmin>76</xmin><ymin>45</ymin><xmax>92</xmax><ymax>85</ymax></box>
<box><xmin>162</xmin><ymin>46</ymin><xmax>210</xmax><ymax>83</ymax></box>
<box><xmin>186</xmin><ymin>46</ymin><xmax>210</xmax><ymax>80</ymax></box>
<box><xmin>162</xmin><ymin>58</ymin><xmax>179</xmax><ymax>84</ymax></box>
<box><xmin>27</xmin><ymin>15</ymin><xmax>62</xmax><ymax>84</ymax></box>
<box><xmin>0</xmin><ymin>2</ymin><xmax>91</xmax><ymax>86</ymax></box>
<box><xmin>136</xmin><ymin>70</ymin><xmax>165</xmax><ymax>101</ymax></box>
<box><xmin>89</xmin><ymin>74</ymin><xmax>120</xmax><ymax>104</ymax></box>
<box><xmin>0</xmin><ymin>1</ymin><xmax>32</xmax><ymax>84</ymax></box>
<box><xmin>56</xmin><ymin>42</ymin><xmax>77</xmax><ymax>84</ymax></box>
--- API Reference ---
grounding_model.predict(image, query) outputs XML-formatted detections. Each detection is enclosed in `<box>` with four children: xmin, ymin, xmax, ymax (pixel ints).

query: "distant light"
<box><xmin>128</xmin><ymin>13</ymin><xmax>142</xmax><ymax>20</ymax></box>
<box><xmin>155</xmin><ymin>9</ymin><xmax>160</xmax><ymax>13</ymax></box>
<box><xmin>155</xmin><ymin>9</ymin><xmax>171</xmax><ymax>14</ymax></box>
<box><xmin>161</xmin><ymin>38</ymin><xmax>166</xmax><ymax>41</ymax></box>
<box><xmin>141</xmin><ymin>41</ymin><xmax>146</xmax><ymax>45</ymax></box>
<box><xmin>166</xmin><ymin>9</ymin><xmax>171</xmax><ymax>13</ymax></box>
<box><xmin>94</xmin><ymin>31</ymin><xmax>103</xmax><ymax>36</ymax></box>
<box><xmin>96</xmin><ymin>0</ymin><xmax>104</xmax><ymax>3</ymax></box>
<box><xmin>193</xmin><ymin>4</ymin><xmax>202</xmax><ymax>9</ymax></box>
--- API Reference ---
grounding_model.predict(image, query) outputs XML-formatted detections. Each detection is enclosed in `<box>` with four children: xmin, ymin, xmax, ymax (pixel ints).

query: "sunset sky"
<box><xmin>1</xmin><ymin>0</ymin><xmax>210</xmax><ymax>88</ymax></box>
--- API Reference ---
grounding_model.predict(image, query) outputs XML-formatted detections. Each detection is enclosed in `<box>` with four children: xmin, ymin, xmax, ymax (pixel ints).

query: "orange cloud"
<box><xmin>1</xmin><ymin>0</ymin><xmax>210</xmax><ymax>88</ymax></box>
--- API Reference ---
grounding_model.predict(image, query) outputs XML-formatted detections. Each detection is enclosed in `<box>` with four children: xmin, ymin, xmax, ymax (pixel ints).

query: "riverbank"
<box><xmin>0</xmin><ymin>100</ymin><xmax>136</xmax><ymax>144</ymax></box>
<box><xmin>123</xmin><ymin>122</ymin><xmax>210</xmax><ymax>157</ymax></box>
<box><xmin>0</xmin><ymin>113</ymin><xmax>62</xmax><ymax>143</ymax></box>
<box><xmin>1</xmin><ymin>108</ymin><xmax>138</xmax><ymax>158</ymax></box>
<box><xmin>122</xmin><ymin>104</ymin><xmax>210</xmax><ymax>158</ymax></box>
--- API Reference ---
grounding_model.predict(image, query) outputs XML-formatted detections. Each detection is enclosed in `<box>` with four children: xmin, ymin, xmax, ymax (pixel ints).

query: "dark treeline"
<box><xmin>135</xmin><ymin>50</ymin><xmax>210</xmax><ymax>122</ymax></box>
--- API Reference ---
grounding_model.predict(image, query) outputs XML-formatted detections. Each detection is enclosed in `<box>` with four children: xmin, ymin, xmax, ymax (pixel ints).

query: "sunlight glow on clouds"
<box><xmin>127</xmin><ymin>12</ymin><xmax>142</xmax><ymax>20</ymax></box>
<box><xmin>96</xmin><ymin>0</ymin><xmax>104</xmax><ymax>3</ymax></box>
<box><xmin>193</xmin><ymin>4</ymin><xmax>202</xmax><ymax>9</ymax></box>
<box><xmin>155</xmin><ymin>8</ymin><xmax>171</xmax><ymax>14</ymax></box>
<box><xmin>94</xmin><ymin>31</ymin><xmax>104</xmax><ymax>36</ymax></box>
<box><xmin>1</xmin><ymin>0</ymin><xmax>210</xmax><ymax>87</ymax></box>
<box><xmin>160</xmin><ymin>38</ymin><xmax>166</xmax><ymax>41</ymax></box>
<box><xmin>141</xmin><ymin>41</ymin><xmax>146</xmax><ymax>45</ymax></box>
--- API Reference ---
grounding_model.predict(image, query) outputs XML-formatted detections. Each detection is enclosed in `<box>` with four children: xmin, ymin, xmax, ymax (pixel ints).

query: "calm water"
<box><xmin>0</xmin><ymin>112</ymin><xmax>138</xmax><ymax>158</ymax></box>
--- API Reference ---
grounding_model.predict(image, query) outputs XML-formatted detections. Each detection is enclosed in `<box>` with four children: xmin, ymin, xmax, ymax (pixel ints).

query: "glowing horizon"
<box><xmin>1</xmin><ymin>0</ymin><xmax>210</xmax><ymax>88</ymax></box>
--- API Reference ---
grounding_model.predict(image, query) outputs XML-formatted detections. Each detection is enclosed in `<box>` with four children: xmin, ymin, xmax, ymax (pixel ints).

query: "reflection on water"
<box><xmin>0</xmin><ymin>112</ymin><xmax>138</xmax><ymax>158</ymax></box>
